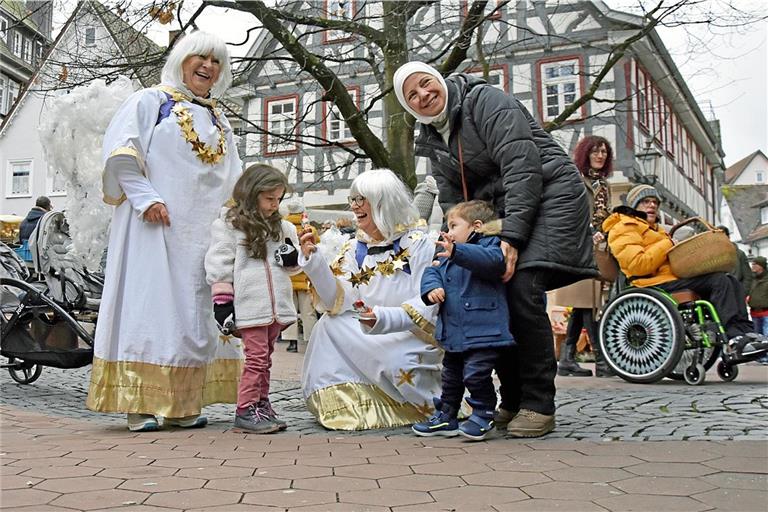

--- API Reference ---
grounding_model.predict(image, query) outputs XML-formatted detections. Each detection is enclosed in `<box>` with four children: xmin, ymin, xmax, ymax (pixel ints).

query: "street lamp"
<box><xmin>635</xmin><ymin>139</ymin><xmax>663</xmax><ymax>185</ymax></box>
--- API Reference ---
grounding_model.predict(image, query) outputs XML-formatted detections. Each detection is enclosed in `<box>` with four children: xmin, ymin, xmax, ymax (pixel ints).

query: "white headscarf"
<box><xmin>393</xmin><ymin>61</ymin><xmax>448</xmax><ymax>125</ymax></box>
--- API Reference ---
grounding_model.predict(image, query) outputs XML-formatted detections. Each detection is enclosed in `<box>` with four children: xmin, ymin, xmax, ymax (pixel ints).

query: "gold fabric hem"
<box><xmin>305</xmin><ymin>382</ymin><xmax>429</xmax><ymax>431</ymax></box>
<box><xmin>86</xmin><ymin>357</ymin><xmax>241</xmax><ymax>418</ymax></box>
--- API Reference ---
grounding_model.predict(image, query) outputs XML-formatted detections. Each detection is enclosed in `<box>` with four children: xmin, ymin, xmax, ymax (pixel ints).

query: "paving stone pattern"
<box><xmin>1</xmin><ymin>365</ymin><xmax>767</xmax><ymax>440</ymax></box>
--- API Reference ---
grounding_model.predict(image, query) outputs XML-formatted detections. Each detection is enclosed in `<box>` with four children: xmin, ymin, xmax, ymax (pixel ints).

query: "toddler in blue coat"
<box><xmin>415</xmin><ymin>200</ymin><xmax>515</xmax><ymax>440</ymax></box>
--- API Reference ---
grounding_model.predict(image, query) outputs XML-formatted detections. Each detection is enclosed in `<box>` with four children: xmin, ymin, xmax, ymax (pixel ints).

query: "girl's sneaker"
<box><xmin>234</xmin><ymin>404</ymin><xmax>281</xmax><ymax>434</ymax></box>
<box><xmin>259</xmin><ymin>399</ymin><xmax>287</xmax><ymax>431</ymax></box>
<box><xmin>458</xmin><ymin>414</ymin><xmax>496</xmax><ymax>441</ymax></box>
<box><xmin>412</xmin><ymin>410</ymin><xmax>459</xmax><ymax>437</ymax></box>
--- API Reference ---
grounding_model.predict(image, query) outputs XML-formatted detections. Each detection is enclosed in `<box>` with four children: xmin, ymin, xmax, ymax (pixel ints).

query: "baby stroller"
<box><xmin>0</xmin><ymin>212</ymin><xmax>100</xmax><ymax>384</ymax></box>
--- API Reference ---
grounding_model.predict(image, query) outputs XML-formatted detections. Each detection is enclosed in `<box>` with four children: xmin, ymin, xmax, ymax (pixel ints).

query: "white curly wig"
<box><xmin>350</xmin><ymin>169</ymin><xmax>420</xmax><ymax>241</ymax></box>
<box><xmin>160</xmin><ymin>31</ymin><xmax>233</xmax><ymax>98</ymax></box>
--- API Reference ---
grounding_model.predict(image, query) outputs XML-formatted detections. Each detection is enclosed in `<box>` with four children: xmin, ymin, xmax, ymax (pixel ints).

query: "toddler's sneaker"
<box><xmin>259</xmin><ymin>399</ymin><xmax>287</xmax><ymax>431</ymax></box>
<box><xmin>458</xmin><ymin>414</ymin><xmax>496</xmax><ymax>441</ymax></box>
<box><xmin>412</xmin><ymin>411</ymin><xmax>459</xmax><ymax>437</ymax></box>
<box><xmin>234</xmin><ymin>404</ymin><xmax>281</xmax><ymax>434</ymax></box>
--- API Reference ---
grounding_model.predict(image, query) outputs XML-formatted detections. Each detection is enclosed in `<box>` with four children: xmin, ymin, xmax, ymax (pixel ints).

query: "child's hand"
<box><xmin>435</xmin><ymin>233</ymin><xmax>455</xmax><ymax>259</ymax></box>
<box><xmin>300</xmin><ymin>229</ymin><xmax>317</xmax><ymax>258</ymax></box>
<box><xmin>427</xmin><ymin>287</ymin><xmax>446</xmax><ymax>304</ymax></box>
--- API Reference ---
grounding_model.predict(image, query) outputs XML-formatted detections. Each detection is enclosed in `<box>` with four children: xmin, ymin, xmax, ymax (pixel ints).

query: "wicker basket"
<box><xmin>667</xmin><ymin>218</ymin><xmax>736</xmax><ymax>278</ymax></box>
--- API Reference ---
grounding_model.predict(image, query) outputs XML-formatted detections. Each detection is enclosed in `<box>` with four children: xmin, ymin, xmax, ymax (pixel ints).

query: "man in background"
<box><xmin>718</xmin><ymin>225</ymin><xmax>752</xmax><ymax>295</ymax></box>
<box><xmin>19</xmin><ymin>196</ymin><xmax>52</xmax><ymax>243</ymax></box>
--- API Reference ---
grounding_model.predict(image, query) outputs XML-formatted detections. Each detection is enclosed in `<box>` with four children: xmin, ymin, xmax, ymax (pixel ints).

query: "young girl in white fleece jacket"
<box><xmin>205</xmin><ymin>164</ymin><xmax>300</xmax><ymax>433</ymax></box>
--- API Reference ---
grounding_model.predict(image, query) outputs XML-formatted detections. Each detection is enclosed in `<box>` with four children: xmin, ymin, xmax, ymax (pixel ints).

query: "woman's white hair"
<box><xmin>160</xmin><ymin>31</ymin><xmax>233</xmax><ymax>98</ymax></box>
<box><xmin>350</xmin><ymin>169</ymin><xmax>420</xmax><ymax>241</ymax></box>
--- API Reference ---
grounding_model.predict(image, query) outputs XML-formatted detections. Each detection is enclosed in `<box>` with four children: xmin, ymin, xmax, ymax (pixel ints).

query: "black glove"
<box><xmin>274</xmin><ymin>238</ymin><xmax>299</xmax><ymax>267</ymax></box>
<box><xmin>213</xmin><ymin>302</ymin><xmax>235</xmax><ymax>335</ymax></box>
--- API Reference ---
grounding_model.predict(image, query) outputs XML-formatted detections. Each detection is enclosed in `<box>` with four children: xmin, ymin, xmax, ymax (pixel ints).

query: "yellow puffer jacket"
<box><xmin>602</xmin><ymin>207</ymin><xmax>678</xmax><ymax>287</ymax></box>
<box><xmin>285</xmin><ymin>213</ymin><xmax>318</xmax><ymax>292</ymax></box>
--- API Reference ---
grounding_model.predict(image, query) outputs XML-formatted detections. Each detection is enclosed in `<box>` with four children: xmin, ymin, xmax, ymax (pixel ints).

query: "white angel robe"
<box><xmin>86</xmin><ymin>85</ymin><xmax>243</xmax><ymax>418</ymax></box>
<box><xmin>300</xmin><ymin>227</ymin><xmax>443</xmax><ymax>430</ymax></box>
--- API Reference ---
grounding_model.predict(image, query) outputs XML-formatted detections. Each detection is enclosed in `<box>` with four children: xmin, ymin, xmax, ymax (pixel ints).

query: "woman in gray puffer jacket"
<box><xmin>394</xmin><ymin>61</ymin><xmax>596</xmax><ymax>439</ymax></box>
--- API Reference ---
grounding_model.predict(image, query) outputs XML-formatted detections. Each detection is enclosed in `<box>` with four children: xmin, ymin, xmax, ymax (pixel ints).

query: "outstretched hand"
<box><xmin>299</xmin><ymin>229</ymin><xmax>317</xmax><ymax>258</ymax></box>
<box><xmin>435</xmin><ymin>232</ymin><xmax>455</xmax><ymax>259</ymax></box>
<box><xmin>144</xmin><ymin>202</ymin><xmax>170</xmax><ymax>226</ymax></box>
<box><xmin>427</xmin><ymin>287</ymin><xmax>446</xmax><ymax>304</ymax></box>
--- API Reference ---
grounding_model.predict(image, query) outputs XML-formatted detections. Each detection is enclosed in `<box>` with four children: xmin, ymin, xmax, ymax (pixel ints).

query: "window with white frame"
<box><xmin>325</xmin><ymin>0</ymin><xmax>353</xmax><ymax>42</ymax></box>
<box><xmin>0</xmin><ymin>77</ymin><xmax>5</xmax><ymax>115</ymax></box>
<box><xmin>762</xmin><ymin>207</ymin><xmax>768</xmax><ymax>225</ymax></box>
<box><xmin>0</xmin><ymin>17</ymin><xmax>8</xmax><ymax>42</ymax></box>
<box><xmin>35</xmin><ymin>41</ymin><xmax>43</xmax><ymax>60</ymax></box>
<box><xmin>467</xmin><ymin>67</ymin><xmax>506</xmax><ymax>91</ymax></box>
<box><xmin>756</xmin><ymin>171</ymin><xmax>764</xmax><ymax>183</ymax></box>
<box><xmin>7</xmin><ymin>80</ymin><xmax>19</xmax><ymax>112</ymax></box>
<box><xmin>327</xmin><ymin>88</ymin><xmax>357</xmax><ymax>142</ymax></box>
<box><xmin>265</xmin><ymin>96</ymin><xmax>298</xmax><ymax>154</ymax></box>
<box><xmin>84</xmin><ymin>26</ymin><xmax>96</xmax><ymax>46</ymax></box>
<box><xmin>12</xmin><ymin>32</ymin><xmax>21</xmax><ymax>55</ymax></box>
<box><xmin>540</xmin><ymin>59</ymin><xmax>580</xmax><ymax>121</ymax></box>
<box><xmin>8</xmin><ymin>161</ymin><xmax>32</xmax><ymax>196</ymax></box>
<box><xmin>22</xmin><ymin>37</ymin><xmax>31</xmax><ymax>62</ymax></box>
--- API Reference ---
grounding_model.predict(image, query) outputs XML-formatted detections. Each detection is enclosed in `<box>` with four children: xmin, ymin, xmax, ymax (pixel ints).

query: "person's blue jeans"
<box><xmin>753</xmin><ymin>315</ymin><xmax>768</xmax><ymax>336</ymax></box>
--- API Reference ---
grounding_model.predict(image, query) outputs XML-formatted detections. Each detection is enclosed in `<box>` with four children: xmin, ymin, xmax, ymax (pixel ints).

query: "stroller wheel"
<box><xmin>716</xmin><ymin>361</ymin><xmax>738</xmax><ymax>382</ymax></box>
<box><xmin>683</xmin><ymin>363</ymin><xmax>706</xmax><ymax>386</ymax></box>
<box><xmin>8</xmin><ymin>359</ymin><xmax>43</xmax><ymax>384</ymax></box>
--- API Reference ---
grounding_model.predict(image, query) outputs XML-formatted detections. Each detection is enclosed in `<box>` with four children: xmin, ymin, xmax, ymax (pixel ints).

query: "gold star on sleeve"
<box><xmin>219</xmin><ymin>334</ymin><xmax>233</xmax><ymax>344</ymax></box>
<box><xmin>391</xmin><ymin>258</ymin><xmax>407</xmax><ymax>271</ymax></box>
<box><xmin>396</xmin><ymin>368</ymin><xmax>415</xmax><ymax>386</ymax></box>
<box><xmin>408</xmin><ymin>231</ymin><xmax>424</xmax><ymax>241</ymax></box>
<box><xmin>415</xmin><ymin>400</ymin><xmax>434</xmax><ymax>417</ymax></box>
<box><xmin>358</xmin><ymin>266</ymin><xmax>375</xmax><ymax>285</ymax></box>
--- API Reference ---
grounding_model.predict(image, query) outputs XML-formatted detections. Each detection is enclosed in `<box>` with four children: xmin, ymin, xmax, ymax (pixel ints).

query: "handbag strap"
<box><xmin>457</xmin><ymin>137</ymin><xmax>468</xmax><ymax>202</ymax></box>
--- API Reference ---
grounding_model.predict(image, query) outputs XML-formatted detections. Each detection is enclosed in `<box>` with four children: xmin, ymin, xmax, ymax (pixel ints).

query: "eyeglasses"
<box><xmin>590</xmin><ymin>148</ymin><xmax>608</xmax><ymax>155</ymax></box>
<box><xmin>348</xmin><ymin>195</ymin><xmax>366</xmax><ymax>207</ymax></box>
<box><xmin>639</xmin><ymin>197</ymin><xmax>660</xmax><ymax>207</ymax></box>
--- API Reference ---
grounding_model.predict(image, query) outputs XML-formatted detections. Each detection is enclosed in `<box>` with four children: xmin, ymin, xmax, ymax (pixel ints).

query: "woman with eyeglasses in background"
<box><xmin>296</xmin><ymin>169</ymin><xmax>442</xmax><ymax>430</ymax></box>
<box><xmin>551</xmin><ymin>136</ymin><xmax>615</xmax><ymax>377</ymax></box>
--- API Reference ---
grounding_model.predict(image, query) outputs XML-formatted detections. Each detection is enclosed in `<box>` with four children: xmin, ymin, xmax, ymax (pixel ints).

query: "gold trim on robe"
<box><xmin>402</xmin><ymin>302</ymin><xmax>437</xmax><ymax>347</ymax></box>
<box><xmin>305</xmin><ymin>382</ymin><xmax>430</xmax><ymax>430</ymax></box>
<box><xmin>86</xmin><ymin>356</ymin><xmax>242</xmax><ymax>418</ymax></box>
<box><xmin>102</xmin><ymin>146</ymin><xmax>144</xmax><ymax>206</ymax></box>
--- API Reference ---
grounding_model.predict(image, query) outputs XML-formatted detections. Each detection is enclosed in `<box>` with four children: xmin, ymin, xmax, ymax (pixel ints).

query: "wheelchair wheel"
<box><xmin>717</xmin><ymin>361</ymin><xmax>739</xmax><ymax>382</ymax></box>
<box><xmin>683</xmin><ymin>363</ymin><xmax>706</xmax><ymax>386</ymax></box>
<box><xmin>599</xmin><ymin>288</ymin><xmax>686</xmax><ymax>383</ymax></box>
<box><xmin>7</xmin><ymin>358</ymin><xmax>43</xmax><ymax>384</ymax></box>
<box><xmin>669</xmin><ymin>345</ymin><xmax>721</xmax><ymax>381</ymax></box>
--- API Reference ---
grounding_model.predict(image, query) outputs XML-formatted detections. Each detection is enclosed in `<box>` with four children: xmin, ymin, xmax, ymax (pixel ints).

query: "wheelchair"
<box><xmin>598</xmin><ymin>276</ymin><xmax>763</xmax><ymax>386</ymax></box>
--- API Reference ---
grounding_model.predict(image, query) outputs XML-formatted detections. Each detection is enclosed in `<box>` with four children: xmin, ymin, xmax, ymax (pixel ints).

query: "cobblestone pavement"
<box><xmin>2</xmin><ymin>353</ymin><xmax>767</xmax><ymax>511</ymax></box>
<box><xmin>1</xmin><ymin>360</ymin><xmax>766</xmax><ymax>441</ymax></box>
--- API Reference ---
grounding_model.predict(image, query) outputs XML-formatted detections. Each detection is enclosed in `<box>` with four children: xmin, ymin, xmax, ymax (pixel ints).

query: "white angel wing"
<box><xmin>39</xmin><ymin>76</ymin><xmax>135</xmax><ymax>270</ymax></box>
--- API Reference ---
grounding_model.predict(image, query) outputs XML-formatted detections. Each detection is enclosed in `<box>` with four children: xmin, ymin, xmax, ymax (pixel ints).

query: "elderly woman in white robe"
<box><xmin>86</xmin><ymin>32</ymin><xmax>243</xmax><ymax>432</ymax></box>
<box><xmin>298</xmin><ymin>169</ymin><xmax>442</xmax><ymax>430</ymax></box>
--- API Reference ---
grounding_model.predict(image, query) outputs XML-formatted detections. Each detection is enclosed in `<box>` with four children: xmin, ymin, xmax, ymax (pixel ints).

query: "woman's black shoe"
<box><xmin>286</xmin><ymin>340</ymin><xmax>298</xmax><ymax>352</ymax></box>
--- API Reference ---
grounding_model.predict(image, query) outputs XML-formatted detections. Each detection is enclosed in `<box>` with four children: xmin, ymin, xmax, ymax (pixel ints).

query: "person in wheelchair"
<box><xmin>602</xmin><ymin>184</ymin><xmax>768</xmax><ymax>359</ymax></box>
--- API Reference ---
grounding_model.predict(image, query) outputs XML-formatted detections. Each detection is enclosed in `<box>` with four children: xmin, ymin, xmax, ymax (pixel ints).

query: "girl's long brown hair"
<box><xmin>226</xmin><ymin>164</ymin><xmax>290</xmax><ymax>259</ymax></box>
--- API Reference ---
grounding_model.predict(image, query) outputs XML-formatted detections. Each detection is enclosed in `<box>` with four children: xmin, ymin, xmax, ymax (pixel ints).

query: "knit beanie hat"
<box><xmin>393</xmin><ymin>61</ymin><xmax>448</xmax><ymax>125</ymax></box>
<box><xmin>753</xmin><ymin>256</ymin><xmax>767</xmax><ymax>270</ymax></box>
<box><xmin>625</xmin><ymin>184</ymin><xmax>661</xmax><ymax>209</ymax></box>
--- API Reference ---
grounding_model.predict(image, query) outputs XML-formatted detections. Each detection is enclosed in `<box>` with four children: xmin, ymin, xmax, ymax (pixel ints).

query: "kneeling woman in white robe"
<box><xmin>298</xmin><ymin>169</ymin><xmax>442</xmax><ymax>430</ymax></box>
